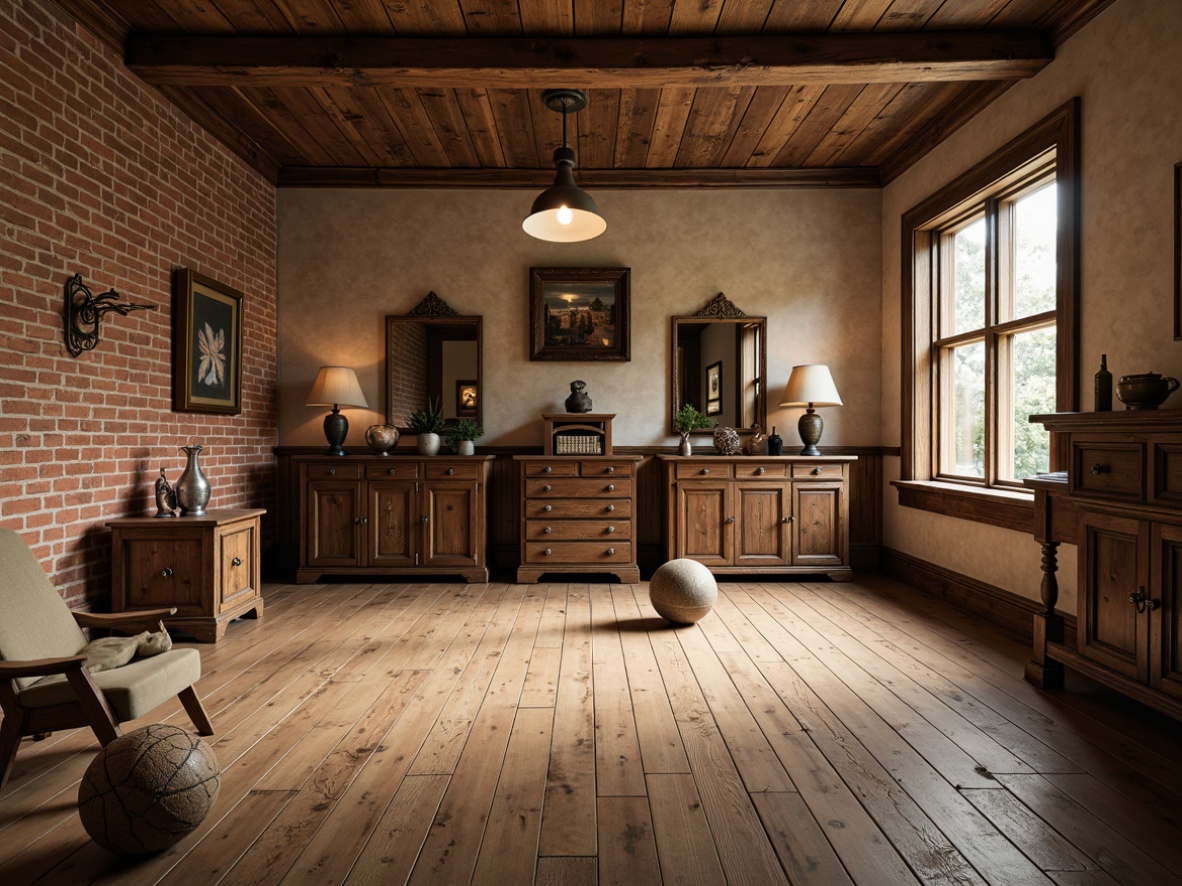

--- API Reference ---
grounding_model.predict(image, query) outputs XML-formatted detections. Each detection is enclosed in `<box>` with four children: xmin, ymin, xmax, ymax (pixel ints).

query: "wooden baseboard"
<box><xmin>880</xmin><ymin>547</ymin><xmax>1076</xmax><ymax>642</ymax></box>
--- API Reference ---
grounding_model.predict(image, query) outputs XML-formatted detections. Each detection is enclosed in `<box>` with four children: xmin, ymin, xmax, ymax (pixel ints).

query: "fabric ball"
<box><xmin>78</xmin><ymin>724</ymin><xmax>220</xmax><ymax>854</ymax></box>
<box><xmin>650</xmin><ymin>559</ymin><xmax>718</xmax><ymax>624</ymax></box>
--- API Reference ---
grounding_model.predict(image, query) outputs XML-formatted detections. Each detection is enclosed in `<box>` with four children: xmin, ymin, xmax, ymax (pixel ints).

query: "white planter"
<box><xmin>416</xmin><ymin>432</ymin><xmax>440</xmax><ymax>456</ymax></box>
<box><xmin>457</xmin><ymin>440</ymin><xmax>475</xmax><ymax>456</ymax></box>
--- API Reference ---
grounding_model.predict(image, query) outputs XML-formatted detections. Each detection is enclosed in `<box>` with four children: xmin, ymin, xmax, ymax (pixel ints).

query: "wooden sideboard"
<box><xmin>296</xmin><ymin>454</ymin><xmax>493</xmax><ymax>584</ymax></box>
<box><xmin>658</xmin><ymin>454</ymin><xmax>854</xmax><ymax>579</ymax></box>
<box><xmin>1025</xmin><ymin>411</ymin><xmax>1182</xmax><ymax>720</ymax></box>
<box><xmin>108</xmin><ymin>509</ymin><xmax>265</xmax><ymax>642</ymax></box>
<box><xmin>514</xmin><ymin>455</ymin><xmax>642</xmax><ymax>583</ymax></box>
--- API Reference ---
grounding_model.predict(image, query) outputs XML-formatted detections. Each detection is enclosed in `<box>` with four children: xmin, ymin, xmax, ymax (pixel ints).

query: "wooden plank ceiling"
<box><xmin>59</xmin><ymin>0</ymin><xmax>1113</xmax><ymax>188</ymax></box>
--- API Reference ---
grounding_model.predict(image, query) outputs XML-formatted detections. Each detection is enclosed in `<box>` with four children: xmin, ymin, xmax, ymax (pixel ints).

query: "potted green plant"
<box><xmin>445</xmin><ymin>417</ymin><xmax>483</xmax><ymax>456</ymax></box>
<box><xmin>407</xmin><ymin>397</ymin><xmax>444</xmax><ymax>456</ymax></box>
<box><xmin>674</xmin><ymin>403</ymin><xmax>712</xmax><ymax>456</ymax></box>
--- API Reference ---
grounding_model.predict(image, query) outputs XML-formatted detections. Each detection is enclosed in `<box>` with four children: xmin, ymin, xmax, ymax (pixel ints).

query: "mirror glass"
<box><xmin>386</xmin><ymin>304</ymin><xmax>482</xmax><ymax>431</ymax></box>
<box><xmin>670</xmin><ymin>296</ymin><xmax>766</xmax><ymax>435</ymax></box>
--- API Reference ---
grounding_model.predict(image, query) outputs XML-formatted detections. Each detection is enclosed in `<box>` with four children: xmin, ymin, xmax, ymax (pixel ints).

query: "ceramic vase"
<box><xmin>457</xmin><ymin>439</ymin><xmax>475</xmax><ymax>456</ymax></box>
<box><xmin>417</xmin><ymin>432</ymin><xmax>440</xmax><ymax>456</ymax></box>
<box><xmin>175</xmin><ymin>444</ymin><xmax>210</xmax><ymax>516</ymax></box>
<box><xmin>678</xmin><ymin>435</ymin><xmax>692</xmax><ymax>456</ymax></box>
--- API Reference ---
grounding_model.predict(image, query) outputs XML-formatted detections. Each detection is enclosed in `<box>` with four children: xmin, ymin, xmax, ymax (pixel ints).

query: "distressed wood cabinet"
<box><xmin>108</xmin><ymin>508</ymin><xmax>265</xmax><ymax>642</ymax></box>
<box><xmin>515</xmin><ymin>455</ymin><xmax>642</xmax><ymax>583</ymax></box>
<box><xmin>297</xmin><ymin>455</ymin><xmax>492</xmax><ymax>584</ymax></box>
<box><xmin>1026</xmin><ymin>412</ymin><xmax>1182</xmax><ymax>719</ymax></box>
<box><xmin>658</xmin><ymin>455</ymin><xmax>854</xmax><ymax>579</ymax></box>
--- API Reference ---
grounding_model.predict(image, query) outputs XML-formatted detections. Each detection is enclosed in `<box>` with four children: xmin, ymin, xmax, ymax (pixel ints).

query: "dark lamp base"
<box><xmin>797</xmin><ymin>409</ymin><xmax>824</xmax><ymax>456</ymax></box>
<box><xmin>323</xmin><ymin>409</ymin><xmax>349</xmax><ymax>456</ymax></box>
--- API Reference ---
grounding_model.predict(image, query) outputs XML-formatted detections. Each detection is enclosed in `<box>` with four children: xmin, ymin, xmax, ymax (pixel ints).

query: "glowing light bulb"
<box><xmin>557</xmin><ymin>205</ymin><xmax>573</xmax><ymax>225</ymax></box>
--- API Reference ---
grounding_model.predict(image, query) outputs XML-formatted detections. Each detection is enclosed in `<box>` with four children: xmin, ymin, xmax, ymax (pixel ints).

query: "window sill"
<box><xmin>892</xmin><ymin>479</ymin><xmax>1034</xmax><ymax>534</ymax></box>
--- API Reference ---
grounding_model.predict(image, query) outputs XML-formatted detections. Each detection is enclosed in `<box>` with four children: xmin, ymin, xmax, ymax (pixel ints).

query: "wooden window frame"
<box><xmin>896</xmin><ymin>99</ymin><xmax>1080</xmax><ymax>533</ymax></box>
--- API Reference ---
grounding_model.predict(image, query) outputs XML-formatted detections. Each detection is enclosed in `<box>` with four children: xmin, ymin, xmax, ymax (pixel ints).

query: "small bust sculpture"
<box><xmin>154</xmin><ymin>467</ymin><xmax>177</xmax><ymax>517</ymax></box>
<box><xmin>565</xmin><ymin>380</ymin><xmax>592</xmax><ymax>413</ymax></box>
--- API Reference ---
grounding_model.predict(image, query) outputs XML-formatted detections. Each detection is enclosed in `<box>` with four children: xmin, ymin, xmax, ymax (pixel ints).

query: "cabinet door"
<box><xmin>369</xmin><ymin>481</ymin><xmax>417</xmax><ymax>568</ymax></box>
<box><xmin>676</xmin><ymin>483</ymin><xmax>731</xmax><ymax>565</ymax></box>
<box><xmin>123</xmin><ymin>538</ymin><xmax>203</xmax><ymax>614</ymax></box>
<box><xmin>218</xmin><ymin>525</ymin><xmax>256</xmax><ymax>613</ymax></box>
<box><xmin>792</xmin><ymin>482</ymin><xmax>845</xmax><ymax>567</ymax></box>
<box><xmin>1079</xmin><ymin>509</ymin><xmax>1147</xmax><ymax>681</ymax></box>
<box><xmin>423</xmin><ymin>481</ymin><xmax>480</xmax><ymax>568</ymax></box>
<box><xmin>1152</xmin><ymin>520</ymin><xmax>1182</xmax><ymax>700</ymax></box>
<box><xmin>306</xmin><ymin>480</ymin><xmax>363</xmax><ymax>568</ymax></box>
<box><xmin>734</xmin><ymin>482</ymin><xmax>789</xmax><ymax>566</ymax></box>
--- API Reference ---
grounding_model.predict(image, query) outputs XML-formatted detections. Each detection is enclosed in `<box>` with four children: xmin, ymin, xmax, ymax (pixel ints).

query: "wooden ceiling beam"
<box><xmin>127</xmin><ymin>31</ymin><xmax>1053</xmax><ymax>89</ymax></box>
<box><xmin>274</xmin><ymin>166</ymin><xmax>882</xmax><ymax>189</ymax></box>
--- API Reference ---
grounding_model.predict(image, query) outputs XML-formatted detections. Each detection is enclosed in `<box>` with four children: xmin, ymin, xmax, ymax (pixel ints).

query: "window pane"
<box><xmin>1005</xmin><ymin>326</ymin><xmax>1056</xmax><ymax>480</ymax></box>
<box><xmin>1013</xmin><ymin>184</ymin><xmax>1057</xmax><ymax>319</ymax></box>
<box><xmin>951</xmin><ymin>218</ymin><xmax>986</xmax><ymax>335</ymax></box>
<box><xmin>945</xmin><ymin>341</ymin><xmax>985</xmax><ymax>477</ymax></box>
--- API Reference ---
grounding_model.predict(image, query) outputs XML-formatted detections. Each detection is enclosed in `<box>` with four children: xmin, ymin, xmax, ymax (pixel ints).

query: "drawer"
<box><xmin>525</xmin><ymin>478</ymin><xmax>632</xmax><ymax>498</ymax></box>
<box><xmin>365</xmin><ymin>462</ymin><xmax>419</xmax><ymax>480</ymax></box>
<box><xmin>524</xmin><ymin>541</ymin><xmax>633</xmax><ymax>564</ymax></box>
<box><xmin>1072</xmin><ymin>442</ymin><xmax>1143</xmax><ymax>501</ymax></box>
<box><xmin>306</xmin><ymin>462</ymin><xmax>361</xmax><ymax>480</ymax></box>
<box><xmin>523</xmin><ymin>498</ymin><xmax>632</xmax><ymax>519</ymax></box>
<box><xmin>676</xmin><ymin>462</ymin><xmax>734</xmax><ymax>480</ymax></box>
<box><xmin>522</xmin><ymin>461</ymin><xmax>580</xmax><ymax>477</ymax></box>
<box><xmin>792</xmin><ymin>463</ymin><xmax>844</xmax><ymax>480</ymax></box>
<box><xmin>524</xmin><ymin>519</ymin><xmax>632</xmax><ymax>541</ymax></box>
<box><xmin>582</xmin><ymin>461</ymin><xmax>634</xmax><ymax>478</ymax></box>
<box><xmin>735</xmin><ymin>462</ymin><xmax>787</xmax><ymax>479</ymax></box>
<box><xmin>426</xmin><ymin>462</ymin><xmax>481</xmax><ymax>480</ymax></box>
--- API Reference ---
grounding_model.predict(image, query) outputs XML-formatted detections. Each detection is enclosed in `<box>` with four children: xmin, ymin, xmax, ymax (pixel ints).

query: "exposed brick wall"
<box><xmin>0</xmin><ymin>0</ymin><xmax>278</xmax><ymax>608</ymax></box>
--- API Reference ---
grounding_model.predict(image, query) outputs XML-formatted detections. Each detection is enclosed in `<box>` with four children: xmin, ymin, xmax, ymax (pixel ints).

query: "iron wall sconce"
<box><xmin>64</xmin><ymin>273</ymin><xmax>156</xmax><ymax>357</ymax></box>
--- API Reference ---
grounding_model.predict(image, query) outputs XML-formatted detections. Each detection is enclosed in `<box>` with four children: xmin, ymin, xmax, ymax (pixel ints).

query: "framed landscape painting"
<box><xmin>173</xmin><ymin>268</ymin><xmax>244</xmax><ymax>414</ymax></box>
<box><xmin>530</xmin><ymin>267</ymin><xmax>630</xmax><ymax>361</ymax></box>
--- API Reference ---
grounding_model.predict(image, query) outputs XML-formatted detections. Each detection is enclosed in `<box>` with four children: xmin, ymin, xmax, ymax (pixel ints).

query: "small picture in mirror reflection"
<box><xmin>706</xmin><ymin>361</ymin><xmax>722</xmax><ymax>415</ymax></box>
<box><xmin>456</xmin><ymin>380</ymin><xmax>477</xmax><ymax>417</ymax></box>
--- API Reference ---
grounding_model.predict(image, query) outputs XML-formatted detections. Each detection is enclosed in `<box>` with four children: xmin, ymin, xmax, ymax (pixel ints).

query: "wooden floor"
<box><xmin>3</xmin><ymin>574</ymin><xmax>1182</xmax><ymax>885</ymax></box>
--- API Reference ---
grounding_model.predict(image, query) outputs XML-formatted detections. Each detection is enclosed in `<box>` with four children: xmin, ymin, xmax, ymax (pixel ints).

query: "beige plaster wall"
<box><xmin>881</xmin><ymin>0</ymin><xmax>1182</xmax><ymax>604</ymax></box>
<box><xmin>277</xmin><ymin>188</ymin><xmax>882</xmax><ymax>450</ymax></box>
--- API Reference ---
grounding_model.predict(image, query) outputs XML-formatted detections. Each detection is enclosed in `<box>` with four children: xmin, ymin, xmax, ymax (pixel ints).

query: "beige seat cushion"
<box><xmin>19</xmin><ymin>648</ymin><xmax>202</xmax><ymax>721</ymax></box>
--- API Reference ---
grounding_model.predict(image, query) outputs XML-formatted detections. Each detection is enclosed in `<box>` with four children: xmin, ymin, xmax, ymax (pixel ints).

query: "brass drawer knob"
<box><xmin>447</xmin><ymin>467</ymin><xmax>455</xmax><ymax>475</ymax></box>
<box><xmin>543</xmin><ymin>526</ymin><xmax>552</xmax><ymax>534</ymax></box>
<box><xmin>606</xmin><ymin>483</ymin><xmax>615</xmax><ymax>492</ymax></box>
<box><xmin>756</xmin><ymin>467</ymin><xmax>765</xmax><ymax>475</ymax></box>
<box><xmin>160</xmin><ymin>567</ymin><xmax>173</xmax><ymax>578</ymax></box>
<box><xmin>544</xmin><ymin>466</ymin><xmax>552</xmax><ymax>473</ymax></box>
<box><xmin>543</xmin><ymin>484</ymin><xmax>552</xmax><ymax>492</ymax></box>
<box><xmin>1091</xmin><ymin>463</ymin><xmax>1110</xmax><ymax>475</ymax></box>
<box><xmin>606</xmin><ymin>466</ymin><xmax>615</xmax><ymax>473</ymax></box>
<box><xmin>544</xmin><ymin>548</ymin><xmax>552</xmax><ymax>556</ymax></box>
<box><xmin>606</xmin><ymin>548</ymin><xmax>615</xmax><ymax>556</ymax></box>
<box><xmin>700</xmin><ymin>468</ymin><xmax>710</xmax><ymax>475</ymax></box>
<box><xmin>544</xmin><ymin>505</ymin><xmax>553</xmax><ymax>512</ymax></box>
<box><xmin>606</xmin><ymin>505</ymin><xmax>615</xmax><ymax>512</ymax></box>
<box><xmin>812</xmin><ymin>467</ymin><xmax>822</xmax><ymax>475</ymax></box>
<box><xmin>231</xmin><ymin>556</ymin><xmax>242</xmax><ymax>567</ymax></box>
<box><xmin>607</xmin><ymin>526</ymin><xmax>615</xmax><ymax>534</ymax></box>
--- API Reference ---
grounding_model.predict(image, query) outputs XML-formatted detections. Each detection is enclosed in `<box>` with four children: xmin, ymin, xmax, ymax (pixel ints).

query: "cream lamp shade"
<box><xmin>306</xmin><ymin>366</ymin><xmax>368</xmax><ymax>456</ymax></box>
<box><xmin>780</xmin><ymin>364</ymin><xmax>842</xmax><ymax>456</ymax></box>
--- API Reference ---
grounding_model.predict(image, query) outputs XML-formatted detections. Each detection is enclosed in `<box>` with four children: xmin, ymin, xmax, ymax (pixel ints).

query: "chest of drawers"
<box><xmin>515</xmin><ymin>455</ymin><xmax>642</xmax><ymax>583</ymax></box>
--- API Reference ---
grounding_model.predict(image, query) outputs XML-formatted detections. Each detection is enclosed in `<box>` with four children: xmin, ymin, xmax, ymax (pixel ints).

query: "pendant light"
<box><xmin>522</xmin><ymin>89</ymin><xmax>606</xmax><ymax>243</ymax></box>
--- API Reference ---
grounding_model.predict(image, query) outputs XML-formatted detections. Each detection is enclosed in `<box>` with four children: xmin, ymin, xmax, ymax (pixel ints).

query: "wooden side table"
<box><xmin>108</xmin><ymin>508</ymin><xmax>265</xmax><ymax>642</ymax></box>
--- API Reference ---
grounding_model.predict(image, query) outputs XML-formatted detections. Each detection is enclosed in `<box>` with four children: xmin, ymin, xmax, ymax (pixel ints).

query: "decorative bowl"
<box><xmin>1115</xmin><ymin>373</ymin><xmax>1179</xmax><ymax>410</ymax></box>
<box><xmin>365</xmin><ymin>423</ymin><xmax>400</xmax><ymax>454</ymax></box>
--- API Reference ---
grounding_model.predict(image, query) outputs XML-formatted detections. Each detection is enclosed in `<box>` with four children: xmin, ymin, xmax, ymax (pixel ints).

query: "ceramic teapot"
<box><xmin>1115</xmin><ymin>372</ymin><xmax>1180</xmax><ymax>410</ymax></box>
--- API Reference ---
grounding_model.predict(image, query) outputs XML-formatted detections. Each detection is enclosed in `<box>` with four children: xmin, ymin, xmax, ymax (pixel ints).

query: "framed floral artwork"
<box><xmin>173</xmin><ymin>268</ymin><xmax>244</xmax><ymax>414</ymax></box>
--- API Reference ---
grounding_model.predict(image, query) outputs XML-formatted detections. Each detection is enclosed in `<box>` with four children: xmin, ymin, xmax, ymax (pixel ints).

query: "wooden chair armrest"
<box><xmin>72</xmin><ymin>609</ymin><xmax>177</xmax><ymax>632</ymax></box>
<box><xmin>0</xmin><ymin>655</ymin><xmax>87</xmax><ymax>679</ymax></box>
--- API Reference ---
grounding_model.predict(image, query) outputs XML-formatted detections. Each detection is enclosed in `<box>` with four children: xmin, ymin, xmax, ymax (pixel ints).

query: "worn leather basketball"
<box><xmin>78</xmin><ymin>723</ymin><xmax>220</xmax><ymax>854</ymax></box>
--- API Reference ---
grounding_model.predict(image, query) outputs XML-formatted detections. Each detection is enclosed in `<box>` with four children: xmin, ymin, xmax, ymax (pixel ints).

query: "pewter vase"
<box><xmin>176</xmin><ymin>444</ymin><xmax>211</xmax><ymax>516</ymax></box>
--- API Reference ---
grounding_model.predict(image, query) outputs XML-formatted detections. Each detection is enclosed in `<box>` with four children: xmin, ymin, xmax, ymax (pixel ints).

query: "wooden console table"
<box><xmin>1025</xmin><ymin>411</ymin><xmax>1182</xmax><ymax>720</ymax></box>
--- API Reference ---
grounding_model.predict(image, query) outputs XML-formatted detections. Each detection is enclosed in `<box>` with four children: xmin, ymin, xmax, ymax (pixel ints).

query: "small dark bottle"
<box><xmin>767</xmin><ymin>426</ymin><xmax>783</xmax><ymax>456</ymax></box>
<box><xmin>1094</xmin><ymin>354</ymin><xmax>1112</xmax><ymax>412</ymax></box>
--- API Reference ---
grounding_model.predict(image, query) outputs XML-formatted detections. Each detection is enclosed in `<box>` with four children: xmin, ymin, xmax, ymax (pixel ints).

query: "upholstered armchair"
<box><xmin>0</xmin><ymin>528</ymin><xmax>213</xmax><ymax>788</ymax></box>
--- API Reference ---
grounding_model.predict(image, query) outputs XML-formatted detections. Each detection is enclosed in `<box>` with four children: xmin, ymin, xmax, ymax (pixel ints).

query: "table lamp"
<box><xmin>306</xmin><ymin>366</ymin><xmax>368</xmax><ymax>456</ymax></box>
<box><xmin>780</xmin><ymin>364</ymin><xmax>842</xmax><ymax>456</ymax></box>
